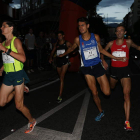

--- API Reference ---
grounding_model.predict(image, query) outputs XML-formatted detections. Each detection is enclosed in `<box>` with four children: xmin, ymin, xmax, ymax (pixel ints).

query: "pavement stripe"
<box><xmin>36</xmin><ymin>88</ymin><xmax>87</xmax><ymax>124</ymax></box>
<box><xmin>3</xmin><ymin>88</ymin><xmax>89</xmax><ymax>140</ymax></box>
<box><xmin>72</xmin><ymin>91</ymin><xmax>90</xmax><ymax>140</ymax></box>
<box><xmin>29</xmin><ymin>78</ymin><xmax>60</xmax><ymax>92</ymax></box>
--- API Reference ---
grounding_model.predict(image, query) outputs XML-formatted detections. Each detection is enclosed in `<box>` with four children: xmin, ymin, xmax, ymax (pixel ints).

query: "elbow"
<box><xmin>22</xmin><ymin>57</ymin><xmax>26</xmax><ymax>63</ymax></box>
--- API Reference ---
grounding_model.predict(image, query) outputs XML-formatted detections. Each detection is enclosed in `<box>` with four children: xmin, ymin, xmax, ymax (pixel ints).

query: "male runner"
<box><xmin>101</xmin><ymin>24</ymin><xmax>140</xmax><ymax>131</ymax></box>
<box><xmin>0</xmin><ymin>20</ymin><xmax>36</xmax><ymax>133</ymax></box>
<box><xmin>59</xmin><ymin>17</ymin><xmax>125</xmax><ymax>121</ymax></box>
<box><xmin>49</xmin><ymin>31</ymin><xmax>72</xmax><ymax>103</ymax></box>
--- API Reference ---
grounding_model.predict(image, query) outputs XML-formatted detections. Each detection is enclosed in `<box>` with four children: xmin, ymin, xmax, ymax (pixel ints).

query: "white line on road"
<box><xmin>29</xmin><ymin>78</ymin><xmax>60</xmax><ymax>92</ymax></box>
<box><xmin>3</xmin><ymin>88</ymin><xmax>90</xmax><ymax>140</ymax></box>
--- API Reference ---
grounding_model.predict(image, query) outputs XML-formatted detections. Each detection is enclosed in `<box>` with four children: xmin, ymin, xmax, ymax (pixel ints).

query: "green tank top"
<box><xmin>2</xmin><ymin>36</ymin><xmax>24</xmax><ymax>72</ymax></box>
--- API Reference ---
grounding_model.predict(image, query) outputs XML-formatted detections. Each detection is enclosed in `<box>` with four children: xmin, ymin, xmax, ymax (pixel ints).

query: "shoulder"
<box><xmin>94</xmin><ymin>34</ymin><xmax>100</xmax><ymax>41</ymax></box>
<box><xmin>107</xmin><ymin>40</ymin><xmax>114</xmax><ymax>47</ymax></box>
<box><xmin>14</xmin><ymin>38</ymin><xmax>22</xmax><ymax>46</ymax></box>
<box><xmin>75</xmin><ymin>36</ymin><xmax>79</xmax><ymax>42</ymax></box>
<box><xmin>25</xmin><ymin>34</ymin><xmax>29</xmax><ymax>38</ymax></box>
<box><xmin>126</xmin><ymin>39</ymin><xmax>132</xmax><ymax>44</ymax></box>
<box><xmin>109</xmin><ymin>40</ymin><xmax>114</xmax><ymax>45</ymax></box>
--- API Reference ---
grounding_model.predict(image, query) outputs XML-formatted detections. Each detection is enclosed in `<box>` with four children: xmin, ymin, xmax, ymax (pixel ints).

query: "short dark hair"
<box><xmin>2</xmin><ymin>20</ymin><xmax>16</xmax><ymax>35</ymax></box>
<box><xmin>77</xmin><ymin>17</ymin><xmax>89</xmax><ymax>25</ymax></box>
<box><xmin>115</xmin><ymin>24</ymin><xmax>125</xmax><ymax>32</ymax></box>
<box><xmin>57</xmin><ymin>31</ymin><xmax>64</xmax><ymax>36</ymax></box>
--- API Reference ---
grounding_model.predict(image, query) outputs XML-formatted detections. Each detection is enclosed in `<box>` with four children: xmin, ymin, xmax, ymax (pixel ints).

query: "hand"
<box><xmin>122</xmin><ymin>57</ymin><xmax>127</xmax><ymax>62</ymax></box>
<box><xmin>115</xmin><ymin>57</ymin><xmax>127</xmax><ymax>62</ymax></box>
<box><xmin>49</xmin><ymin>58</ymin><xmax>53</xmax><ymax>63</ymax></box>
<box><xmin>102</xmin><ymin>60</ymin><xmax>108</xmax><ymax>70</ymax></box>
<box><xmin>59</xmin><ymin>54</ymin><xmax>63</xmax><ymax>57</ymax></box>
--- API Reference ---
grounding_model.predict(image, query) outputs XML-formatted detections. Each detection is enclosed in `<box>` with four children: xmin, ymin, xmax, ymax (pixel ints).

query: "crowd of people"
<box><xmin>16</xmin><ymin>28</ymin><xmax>57</xmax><ymax>73</ymax></box>
<box><xmin>0</xmin><ymin>17</ymin><xmax>140</xmax><ymax>135</ymax></box>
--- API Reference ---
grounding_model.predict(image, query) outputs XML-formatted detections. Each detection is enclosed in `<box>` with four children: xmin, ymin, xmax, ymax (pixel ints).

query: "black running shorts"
<box><xmin>56</xmin><ymin>57</ymin><xmax>69</xmax><ymax>67</ymax></box>
<box><xmin>80</xmin><ymin>62</ymin><xmax>105</xmax><ymax>78</ymax></box>
<box><xmin>110</xmin><ymin>66</ymin><xmax>131</xmax><ymax>80</ymax></box>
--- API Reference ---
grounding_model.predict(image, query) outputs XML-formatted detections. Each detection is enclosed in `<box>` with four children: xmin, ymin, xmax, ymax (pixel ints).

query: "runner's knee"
<box><xmin>124</xmin><ymin>93</ymin><xmax>130</xmax><ymax>101</ymax></box>
<box><xmin>15</xmin><ymin>102</ymin><xmax>24</xmax><ymax>111</ymax></box>
<box><xmin>103</xmin><ymin>90</ymin><xmax>110</xmax><ymax>96</ymax></box>
<box><xmin>110</xmin><ymin>84</ymin><xmax>115</xmax><ymax>89</ymax></box>
<box><xmin>0</xmin><ymin>101</ymin><xmax>6</xmax><ymax>107</ymax></box>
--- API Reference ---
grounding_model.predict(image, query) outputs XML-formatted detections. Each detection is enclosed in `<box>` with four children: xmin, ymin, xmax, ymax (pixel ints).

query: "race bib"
<box><xmin>57</xmin><ymin>49</ymin><xmax>65</xmax><ymax>56</ymax></box>
<box><xmin>2</xmin><ymin>53</ymin><xmax>14</xmax><ymax>63</ymax></box>
<box><xmin>83</xmin><ymin>48</ymin><xmax>97</xmax><ymax>60</ymax></box>
<box><xmin>112</xmin><ymin>51</ymin><xmax>126</xmax><ymax>61</ymax></box>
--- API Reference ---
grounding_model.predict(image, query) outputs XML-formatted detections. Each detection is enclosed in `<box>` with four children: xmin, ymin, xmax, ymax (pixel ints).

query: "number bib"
<box><xmin>57</xmin><ymin>49</ymin><xmax>65</xmax><ymax>56</ymax></box>
<box><xmin>112</xmin><ymin>51</ymin><xmax>126</xmax><ymax>61</ymax></box>
<box><xmin>2</xmin><ymin>53</ymin><xmax>15</xmax><ymax>63</ymax></box>
<box><xmin>83</xmin><ymin>48</ymin><xmax>97</xmax><ymax>60</ymax></box>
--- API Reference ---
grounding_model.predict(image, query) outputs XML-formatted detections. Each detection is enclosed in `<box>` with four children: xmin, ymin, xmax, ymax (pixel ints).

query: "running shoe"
<box><xmin>57</xmin><ymin>96</ymin><xmax>62</xmax><ymax>103</ymax></box>
<box><xmin>25</xmin><ymin>119</ymin><xmax>37</xmax><ymax>133</ymax></box>
<box><xmin>124</xmin><ymin>121</ymin><xmax>133</xmax><ymax>131</ymax></box>
<box><xmin>24</xmin><ymin>85</ymin><xmax>29</xmax><ymax>93</ymax></box>
<box><xmin>30</xmin><ymin>69</ymin><xmax>34</xmax><ymax>72</ymax></box>
<box><xmin>95</xmin><ymin>110</ymin><xmax>105</xmax><ymax>121</ymax></box>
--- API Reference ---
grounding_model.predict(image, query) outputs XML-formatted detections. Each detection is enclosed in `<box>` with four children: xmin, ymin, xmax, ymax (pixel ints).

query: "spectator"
<box><xmin>25</xmin><ymin>28</ymin><xmax>37</xmax><ymax>74</ymax></box>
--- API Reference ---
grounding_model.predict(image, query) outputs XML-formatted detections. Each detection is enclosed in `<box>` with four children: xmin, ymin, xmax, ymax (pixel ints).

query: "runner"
<box><xmin>59</xmin><ymin>17</ymin><xmax>126</xmax><ymax>121</ymax></box>
<box><xmin>49</xmin><ymin>31</ymin><xmax>72</xmax><ymax>103</ymax></box>
<box><xmin>101</xmin><ymin>24</ymin><xmax>140</xmax><ymax>131</ymax></box>
<box><xmin>0</xmin><ymin>20</ymin><xmax>36</xmax><ymax>133</ymax></box>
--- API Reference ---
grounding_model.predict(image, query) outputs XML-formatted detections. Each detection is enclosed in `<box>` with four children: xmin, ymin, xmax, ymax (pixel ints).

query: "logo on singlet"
<box><xmin>122</xmin><ymin>45</ymin><xmax>126</xmax><ymax>48</ymax></box>
<box><xmin>91</xmin><ymin>40</ymin><xmax>95</xmax><ymax>45</ymax></box>
<box><xmin>82</xmin><ymin>42</ymin><xmax>85</xmax><ymax>48</ymax></box>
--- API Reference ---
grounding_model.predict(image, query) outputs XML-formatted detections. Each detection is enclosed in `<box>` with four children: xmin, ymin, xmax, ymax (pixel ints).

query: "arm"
<box><xmin>66</xmin><ymin>41</ymin><xmax>72</xmax><ymax>48</ymax></box>
<box><xmin>49</xmin><ymin>42</ymin><xmax>57</xmax><ymax>63</ymax></box>
<box><xmin>128</xmin><ymin>39</ymin><xmax>140</xmax><ymax>51</ymax></box>
<box><xmin>11</xmin><ymin>38</ymin><xmax>26</xmax><ymax>63</ymax></box>
<box><xmin>95</xmin><ymin>34</ymin><xmax>125</xmax><ymax>61</ymax></box>
<box><xmin>59</xmin><ymin>37</ymin><xmax>79</xmax><ymax>57</ymax></box>
<box><xmin>0</xmin><ymin>65</ymin><xmax>4</xmax><ymax>76</ymax></box>
<box><xmin>0</xmin><ymin>39</ymin><xmax>26</xmax><ymax>63</ymax></box>
<box><xmin>100</xmin><ymin>41</ymin><xmax>113</xmax><ymax>70</ymax></box>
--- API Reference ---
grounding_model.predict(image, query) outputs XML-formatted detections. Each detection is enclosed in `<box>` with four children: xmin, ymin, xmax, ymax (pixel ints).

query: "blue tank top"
<box><xmin>79</xmin><ymin>33</ymin><xmax>101</xmax><ymax>67</ymax></box>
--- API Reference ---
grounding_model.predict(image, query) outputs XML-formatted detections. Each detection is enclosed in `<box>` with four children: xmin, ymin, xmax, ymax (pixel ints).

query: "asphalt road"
<box><xmin>0</xmin><ymin>57</ymin><xmax>140</xmax><ymax>140</ymax></box>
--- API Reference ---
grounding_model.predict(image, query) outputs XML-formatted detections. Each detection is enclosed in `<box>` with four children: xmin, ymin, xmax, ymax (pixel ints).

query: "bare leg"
<box><xmin>57</xmin><ymin>64</ymin><xmax>68</xmax><ymax>97</ymax></box>
<box><xmin>121</xmin><ymin>78</ymin><xmax>131</xmax><ymax>121</ymax></box>
<box><xmin>14</xmin><ymin>83</ymin><xmax>34</xmax><ymax>122</ymax></box>
<box><xmin>110</xmin><ymin>77</ymin><xmax>118</xmax><ymax>89</ymax></box>
<box><xmin>0</xmin><ymin>84</ymin><xmax>14</xmax><ymax>106</ymax></box>
<box><xmin>97</xmin><ymin>74</ymin><xmax>110</xmax><ymax>96</ymax></box>
<box><xmin>85</xmin><ymin>75</ymin><xmax>103</xmax><ymax>112</ymax></box>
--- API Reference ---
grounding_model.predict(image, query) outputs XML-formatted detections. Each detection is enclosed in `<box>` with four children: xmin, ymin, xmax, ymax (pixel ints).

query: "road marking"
<box><xmin>29</xmin><ymin>78</ymin><xmax>60</xmax><ymax>92</ymax></box>
<box><xmin>3</xmin><ymin>88</ymin><xmax>90</xmax><ymax>140</ymax></box>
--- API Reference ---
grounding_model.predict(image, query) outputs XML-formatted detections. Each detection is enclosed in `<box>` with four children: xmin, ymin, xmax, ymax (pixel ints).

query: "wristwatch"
<box><xmin>6</xmin><ymin>49</ymin><xmax>11</xmax><ymax>55</ymax></box>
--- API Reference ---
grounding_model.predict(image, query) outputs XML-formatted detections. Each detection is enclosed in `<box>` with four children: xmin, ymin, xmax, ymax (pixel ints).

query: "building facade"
<box><xmin>19</xmin><ymin>0</ymin><xmax>60</xmax><ymax>35</ymax></box>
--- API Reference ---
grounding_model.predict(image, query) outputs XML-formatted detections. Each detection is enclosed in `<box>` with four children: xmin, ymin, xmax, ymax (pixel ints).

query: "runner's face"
<box><xmin>58</xmin><ymin>33</ymin><xmax>64</xmax><ymax>41</ymax></box>
<box><xmin>115</xmin><ymin>26</ymin><xmax>126</xmax><ymax>39</ymax></box>
<box><xmin>78</xmin><ymin>22</ymin><xmax>89</xmax><ymax>34</ymax></box>
<box><xmin>1</xmin><ymin>22</ymin><xmax>13</xmax><ymax>35</ymax></box>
